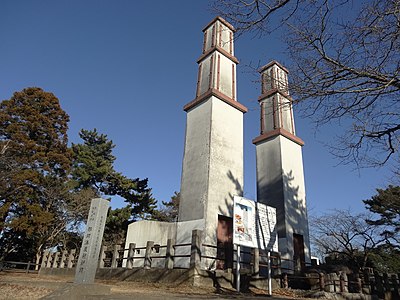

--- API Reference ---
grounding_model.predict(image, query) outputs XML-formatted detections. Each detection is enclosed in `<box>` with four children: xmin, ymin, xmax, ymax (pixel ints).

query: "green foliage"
<box><xmin>363</xmin><ymin>185</ymin><xmax>400</xmax><ymax>247</ymax></box>
<box><xmin>367</xmin><ymin>244</ymin><xmax>400</xmax><ymax>273</ymax></box>
<box><xmin>103</xmin><ymin>206</ymin><xmax>132</xmax><ymax>246</ymax></box>
<box><xmin>151</xmin><ymin>191</ymin><xmax>180</xmax><ymax>222</ymax></box>
<box><xmin>0</xmin><ymin>88</ymin><xmax>159</xmax><ymax>260</ymax></box>
<box><xmin>72</xmin><ymin>129</ymin><xmax>157</xmax><ymax>245</ymax></box>
<box><xmin>72</xmin><ymin>129</ymin><xmax>115</xmax><ymax>192</ymax></box>
<box><xmin>0</xmin><ymin>87</ymin><xmax>74</xmax><ymax>261</ymax></box>
<box><xmin>0</xmin><ymin>87</ymin><xmax>71</xmax><ymax>176</ymax></box>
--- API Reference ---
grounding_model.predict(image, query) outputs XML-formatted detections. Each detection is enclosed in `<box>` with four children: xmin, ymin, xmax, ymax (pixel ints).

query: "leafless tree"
<box><xmin>214</xmin><ymin>0</ymin><xmax>400</xmax><ymax>170</ymax></box>
<box><xmin>213</xmin><ymin>0</ymin><xmax>297</xmax><ymax>35</ymax></box>
<box><xmin>310</xmin><ymin>209</ymin><xmax>387</xmax><ymax>270</ymax></box>
<box><xmin>31</xmin><ymin>181</ymin><xmax>95</xmax><ymax>267</ymax></box>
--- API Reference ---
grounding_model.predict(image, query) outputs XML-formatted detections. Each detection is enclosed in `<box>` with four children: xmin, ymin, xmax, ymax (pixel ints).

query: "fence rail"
<box><xmin>34</xmin><ymin>229</ymin><xmax>400</xmax><ymax>298</ymax></box>
<box><xmin>0</xmin><ymin>260</ymin><xmax>40</xmax><ymax>273</ymax></box>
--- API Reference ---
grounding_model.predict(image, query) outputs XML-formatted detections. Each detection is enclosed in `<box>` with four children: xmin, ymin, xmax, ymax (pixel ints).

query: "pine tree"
<box><xmin>72</xmin><ymin>129</ymin><xmax>157</xmax><ymax>244</ymax></box>
<box><xmin>151</xmin><ymin>191</ymin><xmax>180</xmax><ymax>222</ymax></box>
<box><xmin>364</xmin><ymin>185</ymin><xmax>400</xmax><ymax>248</ymax></box>
<box><xmin>103</xmin><ymin>206</ymin><xmax>132</xmax><ymax>246</ymax></box>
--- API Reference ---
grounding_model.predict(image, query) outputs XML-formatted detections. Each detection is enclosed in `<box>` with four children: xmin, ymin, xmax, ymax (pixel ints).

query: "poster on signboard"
<box><xmin>233</xmin><ymin>196</ymin><xmax>278</xmax><ymax>251</ymax></box>
<box><xmin>233</xmin><ymin>197</ymin><xmax>256</xmax><ymax>248</ymax></box>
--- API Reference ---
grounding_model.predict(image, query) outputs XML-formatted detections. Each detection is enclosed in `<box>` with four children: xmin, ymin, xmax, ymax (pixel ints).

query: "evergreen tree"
<box><xmin>363</xmin><ymin>185</ymin><xmax>400</xmax><ymax>248</ymax></box>
<box><xmin>151</xmin><ymin>191</ymin><xmax>180</xmax><ymax>222</ymax></box>
<box><xmin>368</xmin><ymin>244</ymin><xmax>400</xmax><ymax>273</ymax></box>
<box><xmin>0</xmin><ymin>87</ymin><xmax>74</xmax><ymax>262</ymax></box>
<box><xmin>72</xmin><ymin>129</ymin><xmax>157</xmax><ymax>244</ymax></box>
<box><xmin>103</xmin><ymin>206</ymin><xmax>132</xmax><ymax>246</ymax></box>
<box><xmin>0</xmin><ymin>88</ymin><xmax>157</xmax><ymax>261</ymax></box>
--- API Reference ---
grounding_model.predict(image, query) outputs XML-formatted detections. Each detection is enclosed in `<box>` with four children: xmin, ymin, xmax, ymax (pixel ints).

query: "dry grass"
<box><xmin>0</xmin><ymin>282</ymin><xmax>53</xmax><ymax>300</ymax></box>
<box><xmin>0</xmin><ymin>272</ymin><xmax>65</xmax><ymax>300</ymax></box>
<box><xmin>0</xmin><ymin>272</ymin><xmax>313</xmax><ymax>299</ymax></box>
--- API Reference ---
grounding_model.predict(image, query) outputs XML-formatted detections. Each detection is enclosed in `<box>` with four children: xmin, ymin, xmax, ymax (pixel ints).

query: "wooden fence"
<box><xmin>0</xmin><ymin>260</ymin><xmax>40</xmax><ymax>273</ymax></box>
<box><xmin>36</xmin><ymin>229</ymin><xmax>400</xmax><ymax>298</ymax></box>
<box><xmin>285</xmin><ymin>269</ymin><xmax>400</xmax><ymax>298</ymax></box>
<box><xmin>39</xmin><ymin>230</ymin><xmax>278</xmax><ymax>272</ymax></box>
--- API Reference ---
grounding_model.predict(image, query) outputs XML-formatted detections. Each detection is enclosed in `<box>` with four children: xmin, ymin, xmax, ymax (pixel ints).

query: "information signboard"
<box><xmin>233</xmin><ymin>196</ymin><xmax>278</xmax><ymax>251</ymax></box>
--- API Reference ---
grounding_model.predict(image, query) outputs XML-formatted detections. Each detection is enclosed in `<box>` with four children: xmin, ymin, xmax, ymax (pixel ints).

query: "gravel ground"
<box><xmin>0</xmin><ymin>272</ymin><xmax>64</xmax><ymax>299</ymax></box>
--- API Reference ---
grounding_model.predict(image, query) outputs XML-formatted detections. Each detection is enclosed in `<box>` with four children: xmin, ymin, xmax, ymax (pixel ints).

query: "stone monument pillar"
<box><xmin>253</xmin><ymin>61</ymin><xmax>311</xmax><ymax>270</ymax></box>
<box><xmin>178</xmin><ymin>17</ymin><xmax>247</xmax><ymax>268</ymax></box>
<box><xmin>43</xmin><ymin>198</ymin><xmax>110</xmax><ymax>299</ymax></box>
<box><xmin>75</xmin><ymin>198</ymin><xmax>109</xmax><ymax>284</ymax></box>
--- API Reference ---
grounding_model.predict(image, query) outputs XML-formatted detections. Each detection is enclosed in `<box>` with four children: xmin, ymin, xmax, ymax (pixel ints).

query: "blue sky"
<box><xmin>0</xmin><ymin>0</ymin><xmax>393</xmax><ymax>216</ymax></box>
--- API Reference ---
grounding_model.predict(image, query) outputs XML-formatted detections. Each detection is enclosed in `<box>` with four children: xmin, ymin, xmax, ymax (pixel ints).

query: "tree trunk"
<box><xmin>35</xmin><ymin>245</ymin><xmax>43</xmax><ymax>271</ymax></box>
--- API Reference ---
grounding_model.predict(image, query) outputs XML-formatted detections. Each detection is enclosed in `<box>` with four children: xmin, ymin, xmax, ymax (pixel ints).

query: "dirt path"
<box><xmin>0</xmin><ymin>272</ymin><xmax>308</xmax><ymax>299</ymax></box>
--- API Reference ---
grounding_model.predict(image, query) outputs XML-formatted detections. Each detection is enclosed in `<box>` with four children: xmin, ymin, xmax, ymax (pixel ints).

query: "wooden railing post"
<box><xmin>319</xmin><ymin>273</ymin><xmax>325</xmax><ymax>291</ymax></box>
<box><xmin>46</xmin><ymin>252</ymin><xmax>53</xmax><ymax>268</ymax></box>
<box><xmin>144</xmin><ymin>241</ymin><xmax>154</xmax><ymax>269</ymax></box>
<box><xmin>111</xmin><ymin>245</ymin><xmax>120</xmax><ymax>268</ymax></box>
<box><xmin>165</xmin><ymin>238</ymin><xmax>175</xmax><ymax>269</ymax></box>
<box><xmin>99</xmin><ymin>245</ymin><xmax>106</xmax><ymax>268</ymax></box>
<box><xmin>41</xmin><ymin>250</ymin><xmax>49</xmax><ymax>269</ymax></box>
<box><xmin>252</xmin><ymin>248</ymin><xmax>259</xmax><ymax>276</ymax></box>
<box><xmin>26</xmin><ymin>261</ymin><xmax>31</xmax><ymax>273</ymax></box>
<box><xmin>190</xmin><ymin>230</ymin><xmax>202</xmax><ymax>269</ymax></box>
<box><xmin>127</xmin><ymin>243</ymin><xmax>136</xmax><ymax>269</ymax></box>
<box><xmin>356</xmin><ymin>275</ymin><xmax>363</xmax><ymax>293</ymax></box>
<box><xmin>275</xmin><ymin>252</ymin><xmax>282</xmax><ymax>275</ymax></box>
<box><xmin>282</xmin><ymin>273</ymin><xmax>288</xmax><ymax>289</ymax></box>
<box><xmin>59</xmin><ymin>250</ymin><xmax>68</xmax><ymax>268</ymax></box>
<box><xmin>67</xmin><ymin>249</ymin><xmax>76</xmax><ymax>268</ymax></box>
<box><xmin>52</xmin><ymin>252</ymin><xmax>60</xmax><ymax>268</ymax></box>
<box><xmin>339</xmin><ymin>273</ymin><xmax>345</xmax><ymax>292</ymax></box>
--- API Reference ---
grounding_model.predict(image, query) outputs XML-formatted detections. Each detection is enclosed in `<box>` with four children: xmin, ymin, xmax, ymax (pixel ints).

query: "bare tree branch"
<box><xmin>310</xmin><ymin>209</ymin><xmax>388</xmax><ymax>270</ymax></box>
<box><xmin>213</xmin><ymin>0</ymin><xmax>400</xmax><ymax>170</ymax></box>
